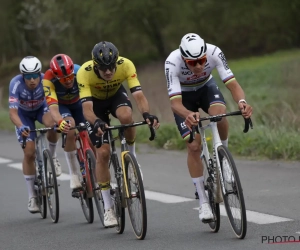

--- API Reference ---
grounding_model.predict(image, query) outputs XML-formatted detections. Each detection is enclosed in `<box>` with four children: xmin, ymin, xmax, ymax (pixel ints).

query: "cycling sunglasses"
<box><xmin>56</xmin><ymin>73</ymin><xmax>75</xmax><ymax>84</ymax></box>
<box><xmin>184</xmin><ymin>56</ymin><xmax>207</xmax><ymax>67</ymax></box>
<box><xmin>95</xmin><ymin>63</ymin><xmax>116</xmax><ymax>72</ymax></box>
<box><xmin>23</xmin><ymin>73</ymin><xmax>40</xmax><ymax>80</ymax></box>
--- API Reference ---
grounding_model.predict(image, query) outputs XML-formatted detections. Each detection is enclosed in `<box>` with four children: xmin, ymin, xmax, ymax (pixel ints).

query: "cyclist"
<box><xmin>164</xmin><ymin>33</ymin><xmax>252</xmax><ymax>223</ymax></box>
<box><xmin>43</xmin><ymin>54</ymin><xmax>84</xmax><ymax>191</ymax></box>
<box><xmin>9</xmin><ymin>56</ymin><xmax>60</xmax><ymax>213</ymax></box>
<box><xmin>77</xmin><ymin>41</ymin><xmax>159</xmax><ymax>227</ymax></box>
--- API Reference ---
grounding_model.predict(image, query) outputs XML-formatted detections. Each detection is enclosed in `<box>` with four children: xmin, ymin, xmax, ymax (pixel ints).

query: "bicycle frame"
<box><xmin>98</xmin><ymin>121</ymin><xmax>155</xmax><ymax>201</ymax></box>
<box><xmin>191</xmin><ymin>111</ymin><xmax>253</xmax><ymax>197</ymax></box>
<box><xmin>62</xmin><ymin>123</ymin><xmax>95</xmax><ymax>198</ymax></box>
<box><xmin>198</xmin><ymin>121</ymin><xmax>226</xmax><ymax>196</ymax></box>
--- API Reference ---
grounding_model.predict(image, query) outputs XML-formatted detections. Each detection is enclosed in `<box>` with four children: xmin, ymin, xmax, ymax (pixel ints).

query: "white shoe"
<box><xmin>199</xmin><ymin>203</ymin><xmax>214</xmax><ymax>223</ymax></box>
<box><xmin>28</xmin><ymin>197</ymin><xmax>39</xmax><ymax>213</ymax></box>
<box><xmin>70</xmin><ymin>174</ymin><xmax>82</xmax><ymax>189</ymax></box>
<box><xmin>104</xmin><ymin>208</ymin><xmax>118</xmax><ymax>227</ymax></box>
<box><xmin>53</xmin><ymin>157</ymin><xmax>62</xmax><ymax>177</ymax></box>
<box><xmin>222</xmin><ymin>158</ymin><xmax>234</xmax><ymax>184</ymax></box>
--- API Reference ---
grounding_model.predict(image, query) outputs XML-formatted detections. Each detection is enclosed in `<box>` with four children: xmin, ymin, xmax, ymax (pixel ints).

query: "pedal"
<box><xmin>71</xmin><ymin>188</ymin><xmax>82</xmax><ymax>198</ymax></box>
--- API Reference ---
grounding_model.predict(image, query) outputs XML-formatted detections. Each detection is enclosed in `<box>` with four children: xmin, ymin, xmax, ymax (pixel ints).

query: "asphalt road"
<box><xmin>1</xmin><ymin>131</ymin><xmax>300</xmax><ymax>250</ymax></box>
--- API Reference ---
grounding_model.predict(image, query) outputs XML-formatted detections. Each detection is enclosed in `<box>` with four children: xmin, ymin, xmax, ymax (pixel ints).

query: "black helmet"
<box><xmin>92</xmin><ymin>41</ymin><xmax>119</xmax><ymax>69</ymax></box>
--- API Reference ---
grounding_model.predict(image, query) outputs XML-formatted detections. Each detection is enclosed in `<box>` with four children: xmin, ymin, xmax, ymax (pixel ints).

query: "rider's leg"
<box><xmin>42</xmin><ymin>111</ymin><xmax>61</xmax><ymax>176</ymax></box>
<box><xmin>186</xmin><ymin>134</ymin><xmax>208</xmax><ymax>206</ymax></box>
<box><xmin>95</xmin><ymin>143</ymin><xmax>117</xmax><ymax>227</ymax></box>
<box><xmin>115</xmin><ymin>106</ymin><xmax>136</xmax><ymax>157</ymax></box>
<box><xmin>62</xmin><ymin>116</ymin><xmax>82</xmax><ymax>189</ymax></box>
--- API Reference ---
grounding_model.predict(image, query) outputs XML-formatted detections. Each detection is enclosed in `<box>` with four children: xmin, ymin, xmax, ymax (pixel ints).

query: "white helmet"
<box><xmin>19</xmin><ymin>56</ymin><xmax>42</xmax><ymax>74</ymax></box>
<box><xmin>179</xmin><ymin>33</ymin><xmax>207</xmax><ymax>60</ymax></box>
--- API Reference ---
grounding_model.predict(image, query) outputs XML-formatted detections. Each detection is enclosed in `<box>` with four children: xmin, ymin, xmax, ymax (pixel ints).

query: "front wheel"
<box><xmin>202</xmin><ymin>155</ymin><xmax>220</xmax><ymax>233</ymax></box>
<box><xmin>43</xmin><ymin>149</ymin><xmax>59</xmax><ymax>223</ymax></box>
<box><xmin>87</xmin><ymin>148</ymin><xmax>105</xmax><ymax>225</ymax></box>
<box><xmin>218</xmin><ymin>145</ymin><xmax>247</xmax><ymax>239</ymax></box>
<box><xmin>124</xmin><ymin>152</ymin><xmax>147</xmax><ymax>240</ymax></box>
<box><xmin>110</xmin><ymin>154</ymin><xmax>125</xmax><ymax>234</ymax></box>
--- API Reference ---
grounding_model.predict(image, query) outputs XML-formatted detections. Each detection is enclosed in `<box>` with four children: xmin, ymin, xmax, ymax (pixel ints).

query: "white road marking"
<box><xmin>7</xmin><ymin>162</ymin><xmax>70</xmax><ymax>181</ymax></box>
<box><xmin>193</xmin><ymin>205</ymin><xmax>293</xmax><ymax>224</ymax></box>
<box><xmin>145</xmin><ymin>190</ymin><xmax>194</xmax><ymax>203</ymax></box>
<box><xmin>0</xmin><ymin>157</ymin><xmax>12</xmax><ymax>164</ymax></box>
<box><xmin>4</xmin><ymin>161</ymin><xmax>295</xmax><ymax>225</ymax></box>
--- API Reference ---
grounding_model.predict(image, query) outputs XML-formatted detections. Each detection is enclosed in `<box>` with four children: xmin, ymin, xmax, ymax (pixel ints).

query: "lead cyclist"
<box><xmin>164</xmin><ymin>33</ymin><xmax>252</xmax><ymax>223</ymax></box>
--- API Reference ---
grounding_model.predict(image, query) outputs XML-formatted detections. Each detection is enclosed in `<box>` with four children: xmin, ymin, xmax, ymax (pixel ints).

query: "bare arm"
<box><xmin>171</xmin><ymin>97</ymin><xmax>199</xmax><ymax>130</ymax></box>
<box><xmin>9</xmin><ymin>108</ymin><xmax>23</xmax><ymax>128</ymax></box>
<box><xmin>49</xmin><ymin>105</ymin><xmax>63</xmax><ymax>124</ymax></box>
<box><xmin>131</xmin><ymin>91</ymin><xmax>150</xmax><ymax>114</ymax></box>
<box><xmin>82</xmin><ymin>101</ymin><xmax>98</xmax><ymax>125</ymax></box>
<box><xmin>226</xmin><ymin>79</ymin><xmax>253</xmax><ymax>118</ymax></box>
<box><xmin>226</xmin><ymin>79</ymin><xmax>245</xmax><ymax>103</ymax></box>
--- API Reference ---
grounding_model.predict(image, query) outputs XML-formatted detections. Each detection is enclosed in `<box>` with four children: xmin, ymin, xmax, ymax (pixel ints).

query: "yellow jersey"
<box><xmin>77</xmin><ymin>57</ymin><xmax>141</xmax><ymax>101</ymax></box>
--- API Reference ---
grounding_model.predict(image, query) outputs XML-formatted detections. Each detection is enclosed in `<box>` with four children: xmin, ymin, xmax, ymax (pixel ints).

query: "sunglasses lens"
<box><xmin>96</xmin><ymin>63</ymin><xmax>116</xmax><ymax>72</ymax></box>
<box><xmin>185</xmin><ymin>57</ymin><xmax>207</xmax><ymax>66</ymax></box>
<box><xmin>24</xmin><ymin>73</ymin><xmax>40</xmax><ymax>79</ymax></box>
<box><xmin>58</xmin><ymin>74</ymin><xmax>74</xmax><ymax>84</ymax></box>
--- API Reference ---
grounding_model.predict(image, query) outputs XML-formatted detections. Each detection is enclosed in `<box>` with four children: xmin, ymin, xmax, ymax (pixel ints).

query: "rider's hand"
<box><xmin>58</xmin><ymin>119</ymin><xmax>71</xmax><ymax>133</ymax></box>
<box><xmin>142</xmin><ymin>112</ymin><xmax>160</xmax><ymax>129</ymax></box>
<box><xmin>184</xmin><ymin>112</ymin><xmax>200</xmax><ymax>131</ymax></box>
<box><xmin>93</xmin><ymin>118</ymin><xmax>107</xmax><ymax>137</ymax></box>
<box><xmin>238</xmin><ymin>100</ymin><xmax>252</xmax><ymax>119</ymax></box>
<box><xmin>17</xmin><ymin>125</ymin><xmax>30</xmax><ymax>137</ymax></box>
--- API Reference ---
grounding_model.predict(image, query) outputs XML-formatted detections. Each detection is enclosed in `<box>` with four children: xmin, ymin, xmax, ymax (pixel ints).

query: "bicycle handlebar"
<box><xmin>21</xmin><ymin>127</ymin><xmax>58</xmax><ymax>149</ymax></box>
<box><xmin>188</xmin><ymin>111</ymin><xmax>253</xmax><ymax>143</ymax></box>
<box><xmin>61</xmin><ymin>122</ymin><xmax>88</xmax><ymax>148</ymax></box>
<box><xmin>95</xmin><ymin>121</ymin><xmax>156</xmax><ymax>148</ymax></box>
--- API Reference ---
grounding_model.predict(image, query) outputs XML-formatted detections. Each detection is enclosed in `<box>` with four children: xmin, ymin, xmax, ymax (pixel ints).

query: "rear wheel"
<box><xmin>218</xmin><ymin>145</ymin><xmax>247</xmax><ymax>239</ymax></box>
<box><xmin>43</xmin><ymin>149</ymin><xmax>59</xmax><ymax>223</ymax></box>
<box><xmin>202</xmin><ymin>155</ymin><xmax>220</xmax><ymax>233</ymax></box>
<box><xmin>124</xmin><ymin>152</ymin><xmax>147</xmax><ymax>240</ymax></box>
<box><xmin>110</xmin><ymin>154</ymin><xmax>125</xmax><ymax>234</ymax></box>
<box><xmin>79</xmin><ymin>187</ymin><xmax>94</xmax><ymax>223</ymax></box>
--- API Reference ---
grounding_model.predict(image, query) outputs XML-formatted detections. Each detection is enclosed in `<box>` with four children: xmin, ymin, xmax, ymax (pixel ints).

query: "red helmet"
<box><xmin>50</xmin><ymin>54</ymin><xmax>74</xmax><ymax>78</ymax></box>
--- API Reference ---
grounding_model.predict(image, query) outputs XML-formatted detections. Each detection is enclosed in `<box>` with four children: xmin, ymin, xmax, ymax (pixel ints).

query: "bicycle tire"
<box><xmin>218</xmin><ymin>145</ymin><xmax>247</xmax><ymax>239</ymax></box>
<box><xmin>110</xmin><ymin>154</ymin><xmax>125</xmax><ymax>234</ymax></box>
<box><xmin>124</xmin><ymin>152</ymin><xmax>147</xmax><ymax>240</ymax></box>
<box><xmin>35</xmin><ymin>163</ymin><xmax>47</xmax><ymax>219</ymax></box>
<box><xmin>202</xmin><ymin>155</ymin><xmax>220</xmax><ymax>233</ymax></box>
<box><xmin>88</xmin><ymin>149</ymin><xmax>105</xmax><ymax>226</ymax></box>
<box><xmin>43</xmin><ymin>149</ymin><xmax>59</xmax><ymax>223</ymax></box>
<box><xmin>79</xmin><ymin>189</ymin><xmax>94</xmax><ymax>223</ymax></box>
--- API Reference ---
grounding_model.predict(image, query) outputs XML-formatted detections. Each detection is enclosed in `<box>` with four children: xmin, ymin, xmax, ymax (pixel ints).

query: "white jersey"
<box><xmin>165</xmin><ymin>44</ymin><xmax>235</xmax><ymax>100</ymax></box>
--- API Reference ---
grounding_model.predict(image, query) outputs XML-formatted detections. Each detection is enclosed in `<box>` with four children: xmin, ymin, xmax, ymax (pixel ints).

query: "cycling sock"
<box><xmin>192</xmin><ymin>176</ymin><xmax>208</xmax><ymax>206</ymax></box>
<box><xmin>48</xmin><ymin>142</ymin><xmax>57</xmax><ymax>158</ymax></box>
<box><xmin>221</xmin><ymin>139</ymin><xmax>228</xmax><ymax>147</ymax></box>
<box><xmin>65</xmin><ymin>150</ymin><xmax>80</xmax><ymax>175</ymax></box>
<box><xmin>24</xmin><ymin>175</ymin><xmax>36</xmax><ymax>199</ymax></box>
<box><xmin>100</xmin><ymin>184</ymin><xmax>113</xmax><ymax>210</ymax></box>
<box><xmin>127</xmin><ymin>142</ymin><xmax>136</xmax><ymax>158</ymax></box>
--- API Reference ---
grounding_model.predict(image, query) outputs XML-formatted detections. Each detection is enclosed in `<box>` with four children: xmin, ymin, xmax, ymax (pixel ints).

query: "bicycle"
<box><xmin>62</xmin><ymin>122</ymin><xmax>98</xmax><ymax>224</ymax></box>
<box><xmin>189</xmin><ymin>110</ymin><xmax>253</xmax><ymax>239</ymax></box>
<box><xmin>95</xmin><ymin>121</ymin><xmax>156</xmax><ymax>240</ymax></box>
<box><xmin>22</xmin><ymin>127</ymin><xmax>60</xmax><ymax>223</ymax></box>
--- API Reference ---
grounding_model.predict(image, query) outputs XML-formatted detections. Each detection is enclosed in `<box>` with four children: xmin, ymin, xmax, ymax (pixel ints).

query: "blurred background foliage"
<box><xmin>0</xmin><ymin>0</ymin><xmax>299</xmax><ymax>71</ymax></box>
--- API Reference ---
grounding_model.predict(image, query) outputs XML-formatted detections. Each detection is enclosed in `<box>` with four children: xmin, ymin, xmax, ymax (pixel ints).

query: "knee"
<box><xmin>96</xmin><ymin>147</ymin><xmax>110</xmax><ymax>163</ymax></box>
<box><xmin>187</xmin><ymin>142</ymin><xmax>201</xmax><ymax>154</ymax></box>
<box><xmin>24</xmin><ymin>150</ymin><xmax>36</xmax><ymax>162</ymax></box>
<box><xmin>118</xmin><ymin>111</ymin><xmax>133</xmax><ymax>124</ymax></box>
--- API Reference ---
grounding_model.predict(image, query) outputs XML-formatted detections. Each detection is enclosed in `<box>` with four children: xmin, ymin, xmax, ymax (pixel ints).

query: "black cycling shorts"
<box><xmin>86</xmin><ymin>85</ymin><xmax>132</xmax><ymax>145</ymax></box>
<box><xmin>174</xmin><ymin>77</ymin><xmax>226</xmax><ymax>139</ymax></box>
